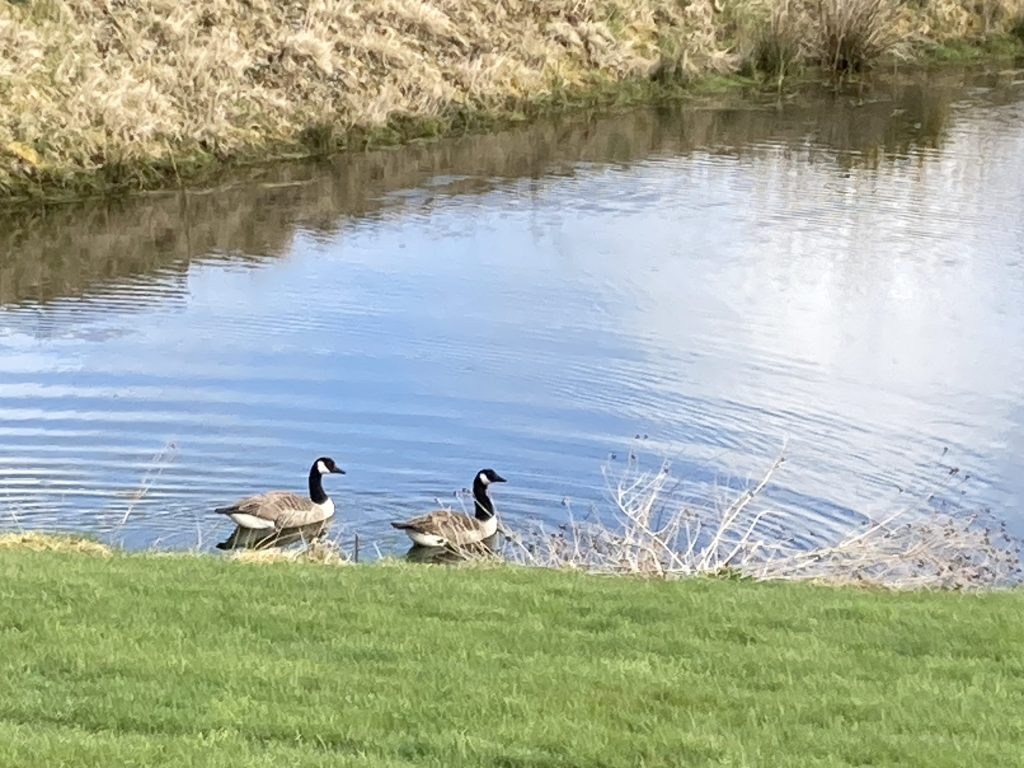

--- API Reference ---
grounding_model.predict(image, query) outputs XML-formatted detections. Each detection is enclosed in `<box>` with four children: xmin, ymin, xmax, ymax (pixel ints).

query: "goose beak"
<box><xmin>493</xmin><ymin>474</ymin><xmax>507</xmax><ymax>483</ymax></box>
<box><xmin>333</xmin><ymin>467</ymin><xmax>346</xmax><ymax>474</ymax></box>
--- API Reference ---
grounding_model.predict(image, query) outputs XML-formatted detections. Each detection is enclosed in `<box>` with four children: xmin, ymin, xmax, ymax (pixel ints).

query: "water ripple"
<box><xmin>2</xmin><ymin>71</ymin><xmax>1023</xmax><ymax>551</ymax></box>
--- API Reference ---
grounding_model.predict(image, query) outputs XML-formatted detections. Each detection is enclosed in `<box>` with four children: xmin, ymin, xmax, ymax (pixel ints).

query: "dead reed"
<box><xmin>501</xmin><ymin>448</ymin><xmax>1021</xmax><ymax>591</ymax></box>
<box><xmin>728</xmin><ymin>0</ymin><xmax>1024</xmax><ymax>77</ymax></box>
<box><xmin>814</xmin><ymin>0</ymin><xmax>903</xmax><ymax>71</ymax></box>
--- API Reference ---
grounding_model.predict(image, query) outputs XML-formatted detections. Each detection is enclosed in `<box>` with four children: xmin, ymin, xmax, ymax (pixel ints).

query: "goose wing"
<box><xmin>391</xmin><ymin>510</ymin><xmax>483</xmax><ymax>543</ymax></box>
<box><xmin>215</xmin><ymin>491</ymin><xmax>329</xmax><ymax>529</ymax></box>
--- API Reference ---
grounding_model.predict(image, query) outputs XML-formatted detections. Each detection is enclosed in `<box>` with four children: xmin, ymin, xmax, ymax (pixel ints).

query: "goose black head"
<box><xmin>313</xmin><ymin>456</ymin><xmax>346</xmax><ymax>475</ymax></box>
<box><xmin>471</xmin><ymin>468</ymin><xmax>505</xmax><ymax>520</ymax></box>
<box><xmin>474</xmin><ymin>468</ymin><xmax>506</xmax><ymax>487</ymax></box>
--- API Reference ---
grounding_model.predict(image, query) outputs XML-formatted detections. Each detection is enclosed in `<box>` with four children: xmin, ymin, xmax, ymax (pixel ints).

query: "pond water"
<box><xmin>1</xmin><ymin>68</ymin><xmax>1023</xmax><ymax>554</ymax></box>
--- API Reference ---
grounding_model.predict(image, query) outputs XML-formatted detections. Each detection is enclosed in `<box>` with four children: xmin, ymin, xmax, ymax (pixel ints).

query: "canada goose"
<box><xmin>391</xmin><ymin>468</ymin><xmax>506</xmax><ymax>548</ymax></box>
<box><xmin>214</xmin><ymin>456</ymin><xmax>345</xmax><ymax>533</ymax></box>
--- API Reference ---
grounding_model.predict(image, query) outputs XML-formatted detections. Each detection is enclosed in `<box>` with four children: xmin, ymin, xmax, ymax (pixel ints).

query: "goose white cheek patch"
<box><xmin>478</xmin><ymin>473</ymin><xmax>490</xmax><ymax>486</ymax></box>
<box><xmin>317</xmin><ymin>460</ymin><xmax>329</xmax><ymax>474</ymax></box>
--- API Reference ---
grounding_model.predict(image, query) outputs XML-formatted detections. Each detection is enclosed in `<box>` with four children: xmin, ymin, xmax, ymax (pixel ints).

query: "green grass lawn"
<box><xmin>0</xmin><ymin>549</ymin><xmax>1022</xmax><ymax>767</ymax></box>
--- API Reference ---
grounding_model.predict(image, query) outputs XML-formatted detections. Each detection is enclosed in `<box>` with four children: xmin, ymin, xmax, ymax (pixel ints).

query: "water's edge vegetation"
<box><xmin>1</xmin><ymin>432</ymin><xmax>1021</xmax><ymax>592</ymax></box>
<box><xmin>0</xmin><ymin>547</ymin><xmax>1021</xmax><ymax>766</ymax></box>
<box><xmin>1</xmin><ymin>0</ymin><xmax>1023</xmax><ymax>206</ymax></box>
<box><xmin>2</xmin><ymin>432</ymin><xmax>1020</xmax><ymax>595</ymax></box>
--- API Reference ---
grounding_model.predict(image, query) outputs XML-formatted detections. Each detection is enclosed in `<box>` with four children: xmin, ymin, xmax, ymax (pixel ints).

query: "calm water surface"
<box><xmin>2</xmin><ymin>69</ymin><xmax>1023</xmax><ymax>552</ymax></box>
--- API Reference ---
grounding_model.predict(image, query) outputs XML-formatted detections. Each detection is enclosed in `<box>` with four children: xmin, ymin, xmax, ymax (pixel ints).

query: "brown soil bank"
<box><xmin>1</xmin><ymin>0</ymin><xmax>1022</xmax><ymax>206</ymax></box>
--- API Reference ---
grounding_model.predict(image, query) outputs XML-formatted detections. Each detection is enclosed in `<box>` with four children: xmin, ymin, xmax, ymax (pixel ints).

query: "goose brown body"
<box><xmin>215</xmin><ymin>491</ymin><xmax>333</xmax><ymax>529</ymax></box>
<box><xmin>392</xmin><ymin>468</ymin><xmax>506</xmax><ymax>548</ymax></box>
<box><xmin>214</xmin><ymin>456</ymin><xmax>345</xmax><ymax>532</ymax></box>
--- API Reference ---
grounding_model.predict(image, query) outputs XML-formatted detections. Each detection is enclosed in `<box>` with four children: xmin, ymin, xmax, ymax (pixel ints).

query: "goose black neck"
<box><xmin>472</xmin><ymin>480</ymin><xmax>495</xmax><ymax>521</ymax></box>
<box><xmin>308</xmin><ymin>465</ymin><xmax>328</xmax><ymax>505</ymax></box>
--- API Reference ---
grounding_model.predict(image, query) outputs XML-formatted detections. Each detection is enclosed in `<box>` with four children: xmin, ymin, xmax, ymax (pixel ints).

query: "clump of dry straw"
<box><xmin>501</xmin><ymin>446</ymin><xmax>1021</xmax><ymax>591</ymax></box>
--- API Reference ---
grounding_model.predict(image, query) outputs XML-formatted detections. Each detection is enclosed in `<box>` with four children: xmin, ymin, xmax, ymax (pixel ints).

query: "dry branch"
<box><xmin>503</xmin><ymin>448</ymin><xmax>1021</xmax><ymax>590</ymax></box>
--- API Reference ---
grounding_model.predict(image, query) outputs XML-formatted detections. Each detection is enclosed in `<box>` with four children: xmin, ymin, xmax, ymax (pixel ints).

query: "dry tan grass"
<box><xmin>227</xmin><ymin>536</ymin><xmax>351</xmax><ymax>565</ymax></box>
<box><xmin>813</xmin><ymin>0</ymin><xmax>904</xmax><ymax>71</ymax></box>
<box><xmin>726</xmin><ymin>0</ymin><xmax>1024</xmax><ymax>74</ymax></box>
<box><xmin>0</xmin><ymin>0</ymin><xmax>695</xmax><ymax>196</ymax></box>
<box><xmin>1</xmin><ymin>0</ymin><xmax>1021</xmax><ymax>200</ymax></box>
<box><xmin>0</xmin><ymin>532</ymin><xmax>113</xmax><ymax>557</ymax></box>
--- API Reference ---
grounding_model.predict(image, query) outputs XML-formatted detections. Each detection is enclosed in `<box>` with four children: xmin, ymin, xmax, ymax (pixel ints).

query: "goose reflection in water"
<box><xmin>215</xmin><ymin>519</ymin><xmax>334</xmax><ymax>552</ymax></box>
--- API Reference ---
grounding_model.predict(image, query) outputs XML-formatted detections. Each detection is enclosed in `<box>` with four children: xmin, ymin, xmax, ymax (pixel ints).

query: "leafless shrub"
<box><xmin>503</xmin><ymin>448</ymin><xmax>1021</xmax><ymax>591</ymax></box>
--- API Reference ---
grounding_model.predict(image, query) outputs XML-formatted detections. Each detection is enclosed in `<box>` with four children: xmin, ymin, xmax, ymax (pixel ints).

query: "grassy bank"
<box><xmin>0</xmin><ymin>546</ymin><xmax>1022</xmax><ymax>766</ymax></box>
<box><xmin>1</xmin><ymin>0</ymin><xmax>1023</xmax><ymax>206</ymax></box>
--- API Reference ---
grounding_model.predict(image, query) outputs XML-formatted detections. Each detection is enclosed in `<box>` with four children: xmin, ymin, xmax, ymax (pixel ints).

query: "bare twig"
<box><xmin>118</xmin><ymin>440</ymin><xmax>178</xmax><ymax>527</ymax></box>
<box><xmin>504</xmin><ymin>446</ymin><xmax>1020</xmax><ymax>590</ymax></box>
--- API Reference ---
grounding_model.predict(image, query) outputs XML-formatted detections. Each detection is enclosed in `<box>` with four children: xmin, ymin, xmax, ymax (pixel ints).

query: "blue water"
<box><xmin>1</xmin><ymin>69</ymin><xmax>1022</xmax><ymax>552</ymax></box>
